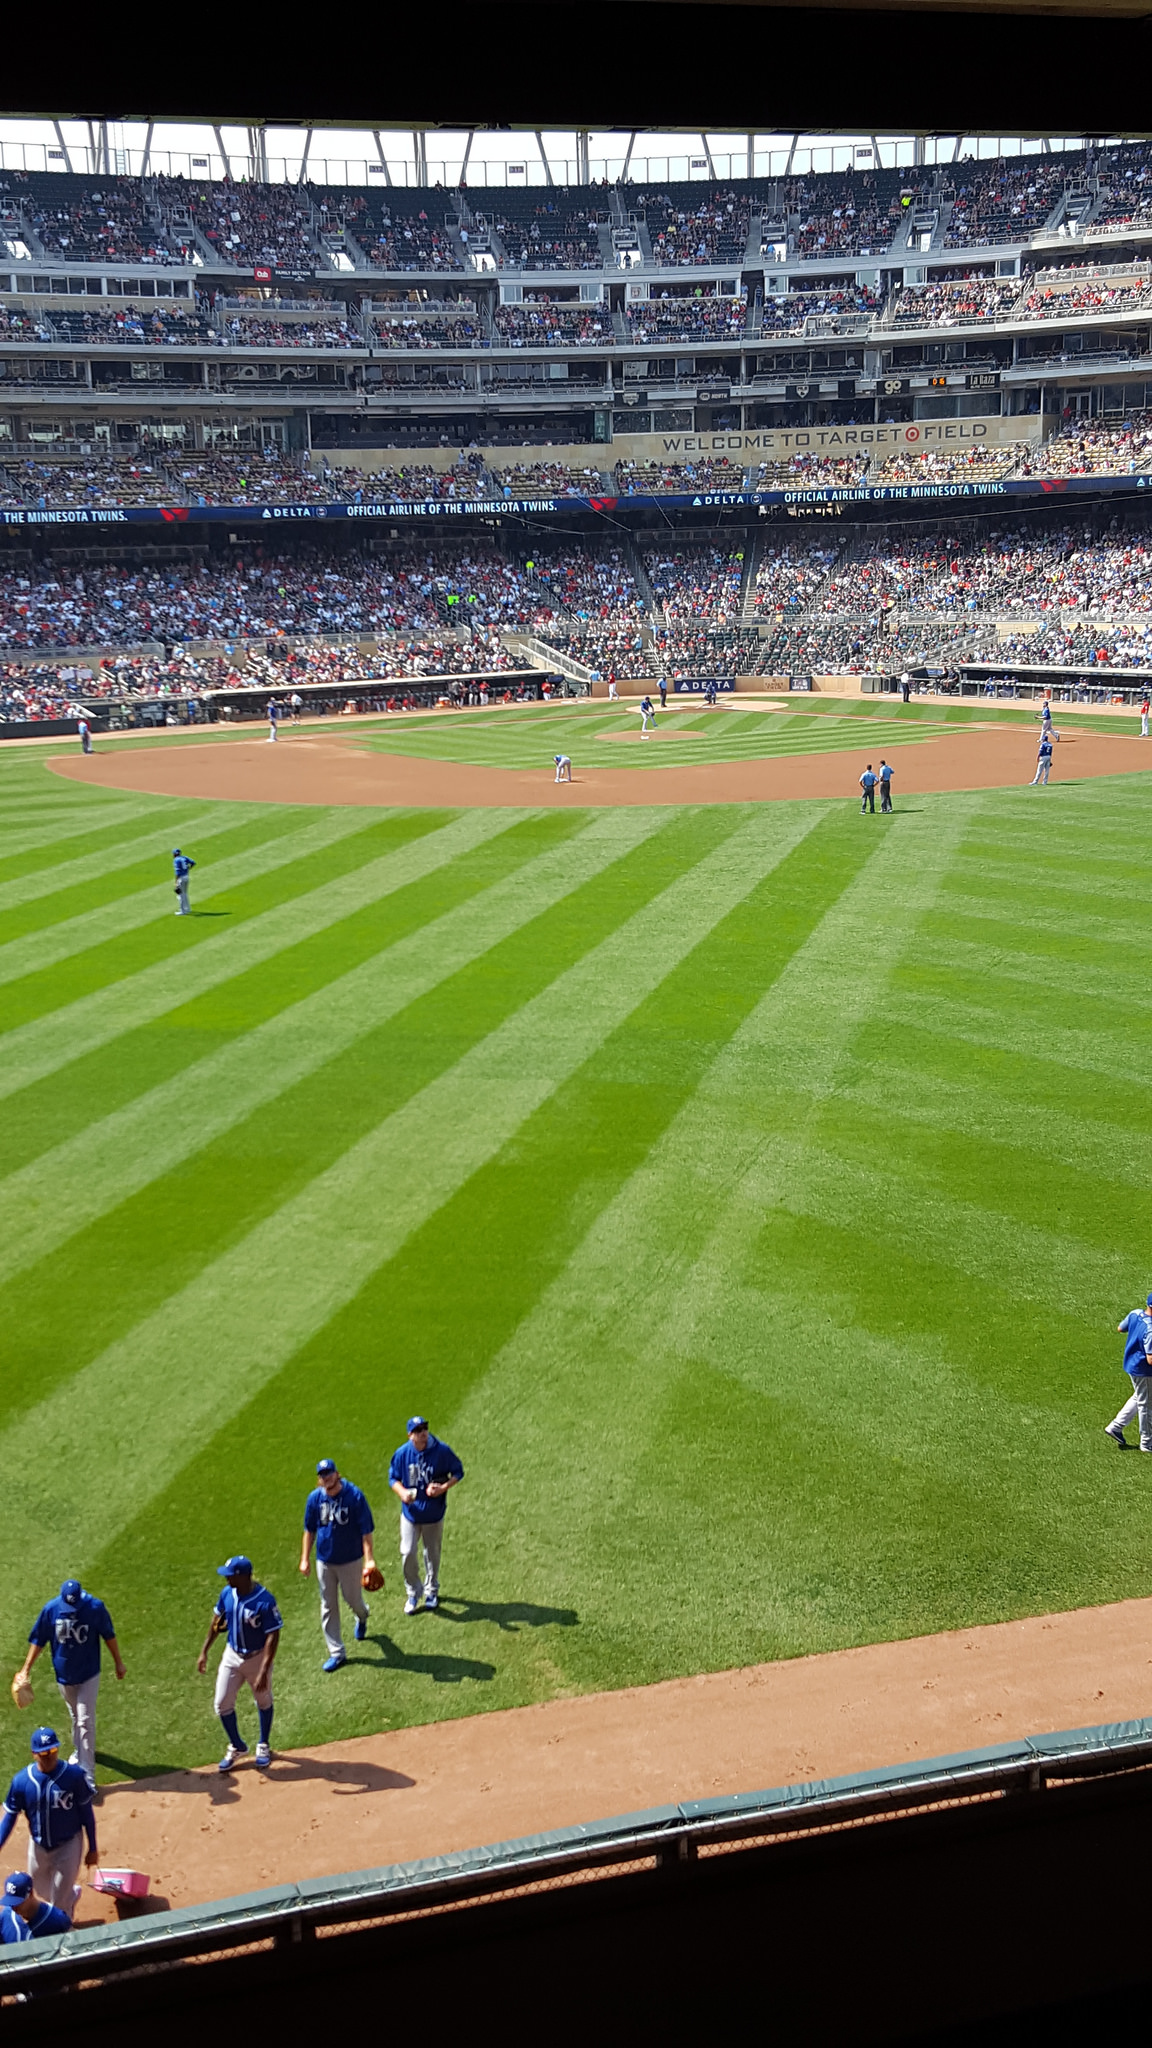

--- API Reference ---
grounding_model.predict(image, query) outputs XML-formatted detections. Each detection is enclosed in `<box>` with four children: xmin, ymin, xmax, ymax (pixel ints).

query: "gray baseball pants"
<box><xmin>318</xmin><ymin>1559</ymin><xmax>370</xmax><ymax>1657</ymax></box>
<box><xmin>28</xmin><ymin>1833</ymin><xmax>84</xmax><ymax>1910</ymax></box>
<box><xmin>1111</xmin><ymin>1374</ymin><xmax>1152</xmax><ymax>1451</ymax></box>
<box><xmin>176</xmin><ymin>876</ymin><xmax>191</xmax><ymax>914</ymax></box>
<box><xmin>58</xmin><ymin>1673</ymin><xmax>99</xmax><ymax>1781</ymax></box>
<box><xmin>401</xmin><ymin>1517</ymin><xmax>443</xmax><ymax>1600</ymax></box>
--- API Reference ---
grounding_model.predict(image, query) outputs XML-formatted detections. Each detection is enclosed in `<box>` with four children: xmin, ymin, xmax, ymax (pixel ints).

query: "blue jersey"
<box><xmin>879</xmin><ymin>763</ymin><xmax>893</xmax><ymax>783</ymax></box>
<box><xmin>303</xmin><ymin>1481</ymin><xmax>374</xmax><ymax>1567</ymax></box>
<box><xmin>215</xmin><ymin>1583</ymin><xmax>282</xmax><ymax>1657</ymax></box>
<box><xmin>1038</xmin><ymin>738</ymin><xmax>1053</xmax><ymax>761</ymax></box>
<box><xmin>0</xmin><ymin>1906</ymin><xmax>29</xmax><ymax>1945</ymax></box>
<box><xmin>2</xmin><ymin>1761</ymin><xmax>94</xmax><ymax>1850</ymax></box>
<box><xmin>1121</xmin><ymin>1310</ymin><xmax>1152</xmax><ymax>1379</ymax></box>
<box><xmin>268</xmin><ymin>699</ymin><xmax>280</xmax><ymax>721</ymax></box>
<box><xmin>2</xmin><ymin>1899</ymin><xmax>72</xmax><ymax>1941</ymax></box>
<box><xmin>860</xmin><ymin>771</ymin><xmax>877</xmax><ymax>790</ymax></box>
<box><xmin>389</xmin><ymin>1435</ymin><xmax>464</xmax><ymax>1524</ymax></box>
<box><xmin>29</xmin><ymin>1592</ymin><xmax>115</xmax><ymax>1687</ymax></box>
<box><xmin>173</xmin><ymin>854</ymin><xmax>195</xmax><ymax>881</ymax></box>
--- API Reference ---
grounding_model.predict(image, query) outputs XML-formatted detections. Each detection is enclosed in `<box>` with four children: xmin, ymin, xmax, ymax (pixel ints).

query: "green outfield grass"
<box><xmin>2</xmin><ymin>739</ymin><xmax>1152</xmax><ymax>1787</ymax></box>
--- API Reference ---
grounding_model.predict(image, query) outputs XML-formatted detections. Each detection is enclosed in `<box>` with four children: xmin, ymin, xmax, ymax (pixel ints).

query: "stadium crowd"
<box><xmin>625</xmin><ymin>294</ymin><xmax>747</xmax><ymax>343</ymax></box>
<box><xmin>493</xmin><ymin>298</ymin><xmax>613</xmax><ymax>346</ymax></box>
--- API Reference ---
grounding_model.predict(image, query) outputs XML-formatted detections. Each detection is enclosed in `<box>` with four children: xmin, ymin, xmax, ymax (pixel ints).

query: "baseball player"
<box><xmin>1</xmin><ymin>1869</ymin><xmax>72</xmax><ymax>1942</ymax></box>
<box><xmin>197</xmin><ymin>1557</ymin><xmax>281</xmax><ymax>1773</ymax></box>
<box><xmin>658</xmin><ymin>679</ymin><xmax>667</xmax><ymax>709</ymax></box>
<box><xmin>14</xmin><ymin>1579</ymin><xmax>125</xmax><ymax>1787</ymax></box>
<box><xmin>0</xmin><ymin>1728</ymin><xmax>97</xmax><ymax>1912</ymax></box>
<box><xmin>290</xmin><ymin>691</ymin><xmax>303</xmax><ymax>723</ymax></box>
<box><xmin>1030</xmin><ymin>734</ymin><xmax>1053</xmax><ymax>786</ymax></box>
<box><xmin>639</xmin><ymin>694</ymin><xmax>656</xmax><ymax>734</ymax></box>
<box><xmin>1142</xmin><ymin>695</ymin><xmax>1150</xmax><ymax>739</ymax></box>
<box><xmin>267</xmin><ymin>696</ymin><xmax>280</xmax><ymax>742</ymax></box>
<box><xmin>389</xmin><ymin>1417</ymin><xmax>464</xmax><ymax>1615</ymax></box>
<box><xmin>1105</xmin><ymin>1295</ymin><xmax>1152</xmax><ymax>1450</ymax></box>
<box><xmin>860</xmin><ymin>764</ymin><xmax>877</xmax><ymax>813</ymax></box>
<box><xmin>554</xmin><ymin>754</ymin><xmax>572</xmax><ymax>783</ymax></box>
<box><xmin>607</xmin><ymin>673</ymin><xmax>620</xmax><ymax>701</ymax></box>
<box><xmin>173</xmin><ymin>847</ymin><xmax>195</xmax><ymax>916</ymax></box>
<box><xmin>77</xmin><ymin>716</ymin><xmax>92</xmax><ymax>756</ymax></box>
<box><xmin>300</xmin><ymin>1460</ymin><xmax>379</xmax><ymax>1672</ymax></box>
<box><xmin>879</xmin><ymin>760</ymin><xmax>894</xmax><ymax>813</ymax></box>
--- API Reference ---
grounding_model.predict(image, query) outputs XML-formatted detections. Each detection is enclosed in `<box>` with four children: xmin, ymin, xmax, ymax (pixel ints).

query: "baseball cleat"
<box><xmin>355</xmin><ymin>1613</ymin><xmax>369</xmax><ymax>1641</ymax></box>
<box><xmin>404</xmin><ymin>1596</ymin><xmax>420</xmax><ymax>1615</ymax></box>
<box><xmin>1104</xmin><ymin>1425</ymin><xmax>1130</xmax><ymax>1449</ymax></box>
<box><xmin>424</xmin><ymin>1594</ymin><xmax>439</xmax><ymax>1611</ymax></box>
<box><xmin>254</xmin><ymin>1744</ymin><xmax>273</xmax><ymax>1769</ymax></box>
<box><xmin>322</xmin><ymin>1653</ymin><xmax>347</xmax><ymax>1673</ymax></box>
<box><xmin>218</xmin><ymin>1743</ymin><xmax>248</xmax><ymax>1773</ymax></box>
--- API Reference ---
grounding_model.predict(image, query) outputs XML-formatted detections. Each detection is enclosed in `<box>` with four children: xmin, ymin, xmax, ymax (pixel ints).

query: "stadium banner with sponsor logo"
<box><xmin>607</xmin><ymin>415</ymin><xmax>1042</xmax><ymax>465</ymax></box>
<box><xmin>0</xmin><ymin>471</ymin><xmax>1149</xmax><ymax>531</ymax></box>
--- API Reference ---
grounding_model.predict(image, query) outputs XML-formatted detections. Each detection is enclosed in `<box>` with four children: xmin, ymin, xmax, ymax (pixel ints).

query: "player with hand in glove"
<box><xmin>300</xmin><ymin>1460</ymin><xmax>379</xmax><ymax>1672</ymax></box>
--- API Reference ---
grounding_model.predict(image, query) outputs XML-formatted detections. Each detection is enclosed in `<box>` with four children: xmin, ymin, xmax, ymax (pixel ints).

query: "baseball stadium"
<box><xmin>6</xmin><ymin>54</ymin><xmax>1152</xmax><ymax>2034</ymax></box>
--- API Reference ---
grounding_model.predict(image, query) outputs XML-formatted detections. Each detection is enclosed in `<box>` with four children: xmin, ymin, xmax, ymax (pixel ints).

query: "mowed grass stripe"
<box><xmin>0</xmin><ymin>806</ymin><xmax>663</xmax><ymax>1291</ymax></box>
<box><xmin>0</xmin><ymin>802</ymin><xmax>836</xmax><ymax>1617</ymax></box>
<box><xmin>0</xmin><ymin>811</ymin><xmax>752</xmax><ymax>1410</ymax></box>
<box><xmin>0</xmin><ymin>795</ymin><xmax>186</xmax><ymax>873</ymax></box>
<box><xmin>76</xmin><ymin>806</ymin><xmax>893</xmax><ymax>1759</ymax></box>
<box><xmin>0</xmin><ymin>802</ymin><xmax>293</xmax><ymax>913</ymax></box>
<box><xmin>0</xmin><ymin>808</ymin><xmax>518</xmax><ymax>1103</ymax></box>
<box><xmin>0</xmin><ymin>804</ymin><xmax>384</xmax><ymax>986</ymax></box>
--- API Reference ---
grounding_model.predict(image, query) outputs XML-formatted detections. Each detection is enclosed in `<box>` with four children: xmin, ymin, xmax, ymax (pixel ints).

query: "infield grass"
<box><xmin>2</xmin><ymin>733</ymin><xmax>1152</xmax><ymax>1783</ymax></box>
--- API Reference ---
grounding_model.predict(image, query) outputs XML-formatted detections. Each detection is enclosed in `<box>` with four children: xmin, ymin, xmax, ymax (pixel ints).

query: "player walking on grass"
<box><xmin>879</xmin><ymin>760</ymin><xmax>894</xmax><ymax>812</ymax></box>
<box><xmin>301</xmin><ymin>1460</ymin><xmax>379</xmax><ymax>1672</ymax></box>
<box><xmin>554</xmin><ymin>754</ymin><xmax>572</xmax><ymax>783</ymax></box>
<box><xmin>77</xmin><ymin>716</ymin><xmax>92</xmax><ymax>756</ymax></box>
<box><xmin>1105</xmin><ymin>1296</ymin><xmax>1152</xmax><ymax>1450</ymax></box>
<box><xmin>0</xmin><ymin>1728</ymin><xmax>97</xmax><ymax>1913</ymax></box>
<box><xmin>14</xmin><ymin>1580</ymin><xmax>125</xmax><ymax>1787</ymax></box>
<box><xmin>390</xmin><ymin>1418</ymin><xmax>464</xmax><ymax>1615</ymax></box>
<box><xmin>1030</xmin><ymin>734</ymin><xmax>1053</xmax><ymax>786</ymax></box>
<box><xmin>173</xmin><ymin>847</ymin><xmax>195</xmax><ymax>916</ymax></box>
<box><xmin>860</xmin><ymin>764</ymin><xmax>877</xmax><ymax>813</ymax></box>
<box><xmin>197</xmin><ymin>1557</ymin><xmax>281</xmax><ymax>1772</ymax></box>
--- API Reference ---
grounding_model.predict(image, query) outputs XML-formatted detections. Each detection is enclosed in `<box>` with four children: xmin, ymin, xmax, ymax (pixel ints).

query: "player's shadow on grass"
<box><xmin>351</xmin><ymin>1635</ymin><xmax>496</xmax><ymax>1686</ymax></box>
<box><xmin>429</xmin><ymin>1597</ymin><xmax>579</xmax><ymax>1635</ymax></box>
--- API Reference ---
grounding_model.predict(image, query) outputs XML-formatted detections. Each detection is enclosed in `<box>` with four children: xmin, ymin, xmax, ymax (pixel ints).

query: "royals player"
<box><xmin>197</xmin><ymin>1557</ymin><xmax>281</xmax><ymax>1773</ymax></box>
<box><xmin>173</xmin><ymin>848</ymin><xmax>195</xmax><ymax>916</ymax></box>
<box><xmin>389</xmin><ymin>1417</ymin><xmax>464</xmax><ymax>1614</ymax></box>
<box><xmin>300</xmin><ymin>1461</ymin><xmax>377</xmax><ymax>1672</ymax></box>
<box><xmin>15</xmin><ymin>1579</ymin><xmax>125</xmax><ymax>1786</ymax></box>
<box><xmin>0</xmin><ymin>1870</ymin><xmax>72</xmax><ymax>1941</ymax></box>
<box><xmin>0</xmin><ymin>1728</ymin><xmax>97</xmax><ymax>1912</ymax></box>
<box><xmin>554</xmin><ymin>754</ymin><xmax>572</xmax><ymax>783</ymax></box>
<box><xmin>1105</xmin><ymin>1295</ymin><xmax>1152</xmax><ymax>1450</ymax></box>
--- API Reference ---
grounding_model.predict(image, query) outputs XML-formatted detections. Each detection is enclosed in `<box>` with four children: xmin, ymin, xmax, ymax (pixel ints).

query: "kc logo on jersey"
<box><xmin>319</xmin><ymin>1500</ymin><xmax>350</xmax><ymax>1526</ymax></box>
<box><xmin>48</xmin><ymin>1786</ymin><xmax>74</xmax><ymax>1811</ymax></box>
<box><xmin>54</xmin><ymin>1618</ymin><xmax>90</xmax><ymax>1647</ymax></box>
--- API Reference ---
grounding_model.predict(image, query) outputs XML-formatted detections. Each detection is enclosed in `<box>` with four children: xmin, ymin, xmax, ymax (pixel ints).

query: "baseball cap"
<box><xmin>59</xmin><ymin>1579</ymin><xmax>82</xmax><ymax>1605</ymax></box>
<box><xmin>216</xmin><ymin>1556</ymin><xmax>253</xmax><ymax>1578</ymax></box>
<box><xmin>406</xmin><ymin>1416</ymin><xmax>429</xmax><ymax>1434</ymax></box>
<box><xmin>316</xmin><ymin>1459</ymin><xmax>337</xmax><ymax>1476</ymax></box>
<box><xmin>1145</xmin><ymin>1294</ymin><xmax>1152</xmax><ymax>1307</ymax></box>
<box><xmin>4</xmin><ymin>1873</ymin><xmax>32</xmax><ymax>1901</ymax></box>
<box><xmin>30</xmin><ymin>1727</ymin><xmax>59</xmax><ymax>1754</ymax></box>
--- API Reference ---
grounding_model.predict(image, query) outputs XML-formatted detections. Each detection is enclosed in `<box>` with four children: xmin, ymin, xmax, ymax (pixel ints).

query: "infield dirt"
<box><xmin>52</xmin><ymin>720</ymin><xmax>1152</xmax><ymax>807</ymax></box>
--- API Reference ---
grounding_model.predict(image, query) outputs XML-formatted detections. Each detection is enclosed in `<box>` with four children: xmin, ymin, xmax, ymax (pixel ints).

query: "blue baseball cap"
<box><xmin>30</xmin><ymin>1727</ymin><xmax>59</xmax><ymax>1754</ymax></box>
<box><xmin>316</xmin><ymin>1459</ymin><xmax>337</xmax><ymax>1476</ymax></box>
<box><xmin>60</xmin><ymin>1579</ymin><xmax>82</xmax><ymax>1605</ymax></box>
<box><xmin>216</xmin><ymin>1556</ymin><xmax>252</xmax><ymax>1578</ymax></box>
<box><xmin>406</xmin><ymin>1416</ymin><xmax>429</xmax><ymax>1434</ymax></box>
<box><xmin>4</xmin><ymin>1873</ymin><xmax>32</xmax><ymax>1901</ymax></box>
<box><xmin>1145</xmin><ymin>1294</ymin><xmax>1152</xmax><ymax>1307</ymax></box>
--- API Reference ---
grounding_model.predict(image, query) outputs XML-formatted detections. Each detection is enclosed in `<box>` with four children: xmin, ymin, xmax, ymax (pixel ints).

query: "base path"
<box><xmin>52</xmin><ymin>723</ymin><xmax>1152</xmax><ymax>808</ymax></box>
<box><xmin>78</xmin><ymin>1596</ymin><xmax>1152</xmax><ymax>1924</ymax></box>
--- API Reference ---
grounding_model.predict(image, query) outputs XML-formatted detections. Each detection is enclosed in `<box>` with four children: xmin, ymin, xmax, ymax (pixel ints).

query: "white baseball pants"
<box><xmin>213</xmin><ymin>1647</ymin><xmax>273</xmax><ymax>1715</ymax></box>
<box><xmin>28</xmin><ymin>1834</ymin><xmax>83</xmax><ymax>1911</ymax></box>
<box><xmin>317</xmin><ymin>1559</ymin><xmax>370</xmax><ymax>1657</ymax></box>
<box><xmin>176</xmin><ymin>876</ymin><xmax>191</xmax><ymax>914</ymax></box>
<box><xmin>401</xmin><ymin>1517</ymin><xmax>444</xmax><ymax>1599</ymax></box>
<box><xmin>58</xmin><ymin>1674</ymin><xmax>99</xmax><ymax>1781</ymax></box>
<box><xmin>1111</xmin><ymin>1374</ymin><xmax>1152</xmax><ymax>1451</ymax></box>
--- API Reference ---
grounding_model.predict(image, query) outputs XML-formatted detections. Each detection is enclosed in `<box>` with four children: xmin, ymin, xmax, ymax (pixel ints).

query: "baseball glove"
<box><xmin>10</xmin><ymin>1674</ymin><xmax>33</xmax><ymax>1710</ymax></box>
<box><xmin>361</xmin><ymin>1565</ymin><xmax>385</xmax><ymax>1593</ymax></box>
